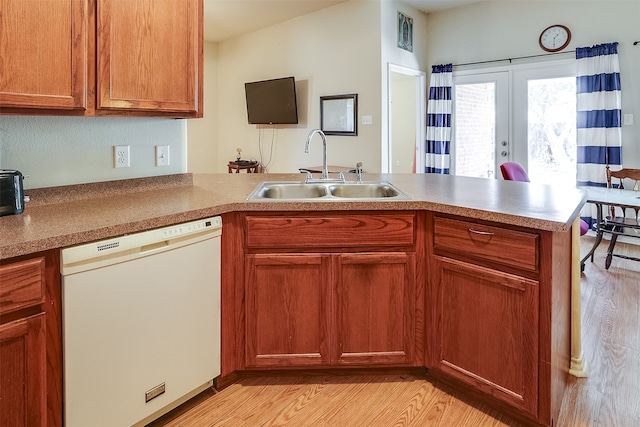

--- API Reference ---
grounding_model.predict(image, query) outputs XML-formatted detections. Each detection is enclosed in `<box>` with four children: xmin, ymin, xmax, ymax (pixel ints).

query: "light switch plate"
<box><xmin>624</xmin><ymin>113</ymin><xmax>634</xmax><ymax>126</ymax></box>
<box><xmin>362</xmin><ymin>115</ymin><xmax>373</xmax><ymax>125</ymax></box>
<box><xmin>155</xmin><ymin>145</ymin><xmax>170</xmax><ymax>167</ymax></box>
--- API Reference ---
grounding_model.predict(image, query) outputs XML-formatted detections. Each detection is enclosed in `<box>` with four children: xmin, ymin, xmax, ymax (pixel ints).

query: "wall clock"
<box><xmin>539</xmin><ymin>25</ymin><xmax>571</xmax><ymax>52</ymax></box>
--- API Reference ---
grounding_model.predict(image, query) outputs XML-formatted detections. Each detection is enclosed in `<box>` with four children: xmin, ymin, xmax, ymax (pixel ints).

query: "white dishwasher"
<box><xmin>61</xmin><ymin>216</ymin><xmax>222</xmax><ymax>427</ymax></box>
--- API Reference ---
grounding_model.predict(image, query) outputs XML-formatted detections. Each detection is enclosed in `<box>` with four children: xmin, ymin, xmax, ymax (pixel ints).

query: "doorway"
<box><xmin>452</xmin><ymin>60</ymin><xmax>576</xmax><ymax>183</ymax></box>
<box><xmin>387</xmin><ymin>64</ymin><xmax>426</xmax><ymax>173</ymax></box>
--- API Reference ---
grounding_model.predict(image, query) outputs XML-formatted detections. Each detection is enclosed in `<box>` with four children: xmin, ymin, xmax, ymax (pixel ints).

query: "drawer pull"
<box><xmin>468</xmin><ymin>228</ymin><xmax>494</xmax><ymax>236</ymax></box>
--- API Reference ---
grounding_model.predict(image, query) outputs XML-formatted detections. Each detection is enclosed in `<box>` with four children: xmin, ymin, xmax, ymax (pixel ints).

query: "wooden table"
<box><xmin>228</xmin><ymin>161</ymin><xmax>259</xmax><ymax>173</ymax></box>
<box><xmin>579</xmin><ymin>186</ymin><xmax>640</xmax><ymax>271</ymax></box>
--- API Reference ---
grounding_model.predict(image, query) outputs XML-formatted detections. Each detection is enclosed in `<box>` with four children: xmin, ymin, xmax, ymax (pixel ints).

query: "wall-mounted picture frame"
<box><xmin>397</xmin><ymin>12</ymin><xmax>413</xmax><ymax>52</ymax></box>
<box><xmin>320</xmin><ymin>94</ymin><xmax>358</xmax><ymax>136</ymax></box>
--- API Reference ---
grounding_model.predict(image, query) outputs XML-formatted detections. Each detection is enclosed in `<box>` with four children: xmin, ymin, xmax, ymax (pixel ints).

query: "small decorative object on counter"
<box><xmin>236</xmin><ymin>147</ymin><xmax>242</xmax><ymax>161</ymax></box>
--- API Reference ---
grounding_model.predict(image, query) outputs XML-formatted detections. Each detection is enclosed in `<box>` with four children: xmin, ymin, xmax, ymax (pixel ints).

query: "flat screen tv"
<box><xmin>245</xmin><ymin>76</ymin><xmax>298</xmax><ymax>125</ymax></box>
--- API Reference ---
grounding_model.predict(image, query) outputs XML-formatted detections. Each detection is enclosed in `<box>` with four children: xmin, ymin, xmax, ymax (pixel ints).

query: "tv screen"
<box><xmin>245</xmin><ymin>76</ymin><xmax>298</xmax><ymax>124</ymax></box>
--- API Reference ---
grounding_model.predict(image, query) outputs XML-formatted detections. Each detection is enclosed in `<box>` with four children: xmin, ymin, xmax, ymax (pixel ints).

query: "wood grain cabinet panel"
<box><xmin>432</xmin><ymin>257</ymin><xmax>539</xmax><ymax>416</ymax></box>
<box><xmin>245</xmin><ymin>254</ymin><xmax>331</xmax><ymax>367</ymax></box>
<box><xmin>0</xmin><ymin>313</ymin><xmax>47</xmax><ymax>427</ymax></box>
<box><xmin>241</xmin><ymin>212</ymin><xmax>423</xmax><ymax>370</ymax></box>
<box><xmin>1</xmin><ymin>0</ymin><xmax>203</xmax><ymax>117</ymax></box>
<box><xmin>0</xmin><ymin>257</ymin><xmax>45</xmax><ymax>315</ymax></box>
<box><xmin>0</xmin><ymin>0</ymin><xmax>88</xmax><ymax>110</ymax></box>
<box><xmin>434</xmin><ymin>216</ymin><xmax>539</xmax><ymax>273</ymax></box>
<box><xmin>427</xmin><ymin>213</ymin><xmax>573</xmax><ymax>426</ymax></box>
<box><xmin>332</xmin><ymin>252</ymin><xmax>416</xmax><ymax>366</ymax></box>
<box><xmin>0</xmin><ymin>251</ymin><xmax>61</xmax><ymax>427</ymax></box>
<box><xmin>97</xmin><ymin>0</ymin><xmax>202</xmax><ymax>114</ymax></box>
<box><xmin>245</xmin><ymin>214</ymin><xmax>415</xmax><ymax>249</ymax></box>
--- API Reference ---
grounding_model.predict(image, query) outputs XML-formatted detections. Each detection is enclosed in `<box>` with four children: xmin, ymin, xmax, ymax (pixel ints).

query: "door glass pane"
<box><xmin>454</xmin><ymin>83</ymin><xmax>496</xmax><ymax>178</ymax></box>
<box><xmin>527</xmin><ymin>77</ymin><xmax>576</xmax><ymax>186</ymax></box>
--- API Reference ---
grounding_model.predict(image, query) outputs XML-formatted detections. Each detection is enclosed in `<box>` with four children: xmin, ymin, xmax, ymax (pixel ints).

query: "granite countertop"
<box><xmin>0</xmin><ymin>172</ymin><xmax>587</xmax><ymax>260</ymax></box>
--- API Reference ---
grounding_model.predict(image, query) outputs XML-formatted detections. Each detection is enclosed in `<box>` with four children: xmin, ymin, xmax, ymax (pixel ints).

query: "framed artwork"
<box><xmin>398</xmin><ymin>12</ymin><xmax>413</xmax><ymax>52</ymax></box>
<box><xmin>320</xmin><ymin>94</ymin><xmax>358</xmax><ymax>136</ymax></box>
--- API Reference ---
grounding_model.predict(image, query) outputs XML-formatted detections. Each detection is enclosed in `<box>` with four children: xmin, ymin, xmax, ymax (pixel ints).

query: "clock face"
<box><xmin>539</xmin><ymin>25</ymin><xmax>571</xmax><ymax>52</ymax></box>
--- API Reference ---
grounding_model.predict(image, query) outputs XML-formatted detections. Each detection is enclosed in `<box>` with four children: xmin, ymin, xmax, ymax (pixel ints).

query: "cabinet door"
<box><xmin>0</xmin><ymin>0</ymin><xmax>87</xmax><ymax>110</ymax></box>
<box><xmin>246</xmin><ymin>254</ymin><xmax>331</xmax><ymax>367</ymax></box>
<box><xmin>96</xmin><ymin>0</ymin><xmax>202</xmax><ymax>115</ymax></box>
<box><xmin>332</xmin><ymin>252</ymin><xmax>416</xmax><ymax>366</ymax></box>
<box><xmin>432</xmin><ymin>257</ymin><xmax>539</xmax><ymax>416</ymax></box>
<box><xmin>0</xmin><ymin>313</ymin><xmax>47</xmax><ymax>427</ymax></box>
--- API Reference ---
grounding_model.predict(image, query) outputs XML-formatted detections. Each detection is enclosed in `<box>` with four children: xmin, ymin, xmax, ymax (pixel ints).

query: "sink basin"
<box><xmin>329</xmin><ymin>183</ymin><xmax>400</xmax><ymax>198</ymax></box>
<box><xmin>252</xmin><ymin>183</ymin><xmax>328</xmax><ymax>199</ymax></box>
<box><xmin>247</xmin><ymin>181</ymin><xmax>410</xmax><ymax>201</ymax></box>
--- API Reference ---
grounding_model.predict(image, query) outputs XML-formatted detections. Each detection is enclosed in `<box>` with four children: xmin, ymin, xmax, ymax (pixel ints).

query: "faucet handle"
<box><xmin>355</xmin><ymin>162</ymin><xmax>363</xmax><ymax>183</ymax></box>
<box><xmin>304</xmin><ymin>170</ymin><xmax>314</xmax><ymax>183</ymax></box>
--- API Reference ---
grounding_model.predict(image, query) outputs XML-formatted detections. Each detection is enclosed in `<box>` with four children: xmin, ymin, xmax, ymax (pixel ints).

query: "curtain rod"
<box><xmin>454</xmin><ymin>50</ymin><xmax>575</xmax><ymax>67</ymax></box>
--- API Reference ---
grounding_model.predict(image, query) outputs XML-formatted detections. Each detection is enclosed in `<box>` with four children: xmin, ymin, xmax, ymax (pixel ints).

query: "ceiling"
<box><xmin>204</xmin><ymin>0</ymin><xmax>483</xmax><ymax>42</ymax></box>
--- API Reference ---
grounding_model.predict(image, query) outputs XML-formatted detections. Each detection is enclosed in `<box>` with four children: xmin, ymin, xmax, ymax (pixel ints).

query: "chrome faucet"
<box><xmin>304</xmin><ymin>129</ymin><xmax>329</xmax><ymax>180</ymax></box>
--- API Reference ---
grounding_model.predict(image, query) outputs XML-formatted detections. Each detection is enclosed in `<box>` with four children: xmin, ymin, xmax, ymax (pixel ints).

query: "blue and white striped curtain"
<box><xmin>576</xmin><ymin>42</ymin><xmax>622</xmax><ymax>228</ymax></box>
<box><xmin>426</xmin><ymin>64</ymin><xmax>452</xmax><ymax>174</ymax></box>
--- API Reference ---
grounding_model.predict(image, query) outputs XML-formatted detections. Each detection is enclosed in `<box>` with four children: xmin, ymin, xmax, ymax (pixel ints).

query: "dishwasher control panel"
<box><xmin>161</xmin><ymin>216</ymin><xmax>222</xmax><ymax>239</ymax></box>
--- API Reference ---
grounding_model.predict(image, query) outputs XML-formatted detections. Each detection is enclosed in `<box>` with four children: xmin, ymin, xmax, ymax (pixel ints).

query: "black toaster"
<box><xmin>0</xmin><ymin>169</ymin><xmax>25</xmax><ymax>216</ymax></box>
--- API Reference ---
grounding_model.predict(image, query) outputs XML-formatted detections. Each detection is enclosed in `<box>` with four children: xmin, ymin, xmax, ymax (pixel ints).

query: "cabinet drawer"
<box><xmin>434</xmin><ymin>217</ymin><xmax>538</xmax><ymax>272</ymax></box>
<box><xmin>246</xmin><ymin>214</ymin><xmax>415</xmax><ymax>249</ymax></box>
<box><xmin>0</xmin><ymin>258</ymin><xmax>46</xmax><ymax>315</ymax></box>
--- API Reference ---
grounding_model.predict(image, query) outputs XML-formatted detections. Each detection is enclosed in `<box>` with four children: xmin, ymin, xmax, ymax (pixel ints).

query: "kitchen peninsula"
<box><xmin>0</xmin><ymin>173</ymin><xmax>586</xmax><ymax>427</ymax></box>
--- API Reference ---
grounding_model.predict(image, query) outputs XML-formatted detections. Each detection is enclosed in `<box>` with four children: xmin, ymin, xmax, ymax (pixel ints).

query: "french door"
<box><xmin>452</xmin><ymin>61</ymin><xmax>576</xmax><ymax>184</ymax></box>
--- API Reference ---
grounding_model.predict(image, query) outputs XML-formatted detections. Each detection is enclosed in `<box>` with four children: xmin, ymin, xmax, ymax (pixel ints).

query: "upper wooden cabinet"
<box><xmin>0</xmin><ymin>0</ymin><xmax>203</xmax><ymax>117</ymax></box>
<box><xmin>97</xmin><ymin>0</ymin><xmax>202</xmax><ymax>114</ymax></box>
<box><xmin>0</xmin><ymin>0</ymin><xmax>88</xmax><ymax>110</ymax></box>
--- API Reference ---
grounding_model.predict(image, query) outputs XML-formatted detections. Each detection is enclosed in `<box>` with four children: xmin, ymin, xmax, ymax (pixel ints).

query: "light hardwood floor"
<box><xmin>148</xmin><ymin>237</ymin><xmax>640</xmax><ymax>427</ymax></box>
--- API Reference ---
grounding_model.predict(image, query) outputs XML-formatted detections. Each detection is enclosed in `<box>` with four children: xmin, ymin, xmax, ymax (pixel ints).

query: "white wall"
<box><xmin>426</xmin><ymin>0</ymin><xmax>640</xmax><ymax>168</ymax></box>
<box><xmin>0</xmin><ymin>116</ymin><xmax>186</xmax><ymax>189</ymax></box>
<box><xmin>380</xmin><ymin>1</ymin><xmax>429</xmax><ymax>171</ymax></box>
<box><xmin>213</xmin><ymin>1</ymin><xmax>382</xmax><ymax>174</ymax></box>
<box><xmin>187</xmin><ymin>41</ymin><xmax>219</xmax><ymax>173</ymax></box>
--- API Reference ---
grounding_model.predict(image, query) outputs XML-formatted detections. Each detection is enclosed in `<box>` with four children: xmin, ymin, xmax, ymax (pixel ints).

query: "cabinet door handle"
<box><xmin>468</xmin><ymin>228</ymin><xmax>494</xmax><ymax>236</ymax></box>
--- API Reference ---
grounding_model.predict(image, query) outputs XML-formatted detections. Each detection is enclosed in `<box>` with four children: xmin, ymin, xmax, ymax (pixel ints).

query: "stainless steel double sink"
<box><xmin>247</xmin><ymin>181</ymin><xmax>410</xmax><ymax>201</ymax></box>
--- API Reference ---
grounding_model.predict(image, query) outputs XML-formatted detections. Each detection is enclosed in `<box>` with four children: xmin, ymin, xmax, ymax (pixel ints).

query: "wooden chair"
<box><xmin>603</xmin><ymin>165</ymin><xmax>640</xmax><ymax>269</ymax></box>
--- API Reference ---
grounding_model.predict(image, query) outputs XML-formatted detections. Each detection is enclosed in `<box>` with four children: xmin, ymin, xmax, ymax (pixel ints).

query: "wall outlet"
<box><xmin>155</xmin><ymin>145</ymin><xmax>170</xmax><ymax>166</ymax></box>
<box><xmin>114</xmin><ymin>145</ymin><xmax>130</xmax><ymax>168</ymax></box>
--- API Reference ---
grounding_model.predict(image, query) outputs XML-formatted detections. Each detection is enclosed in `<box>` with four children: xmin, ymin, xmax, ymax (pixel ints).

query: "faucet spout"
<box><xmin>304</xmin><ymin>129</ymin><xmax>328</xmax><ymax>180</ymax></box>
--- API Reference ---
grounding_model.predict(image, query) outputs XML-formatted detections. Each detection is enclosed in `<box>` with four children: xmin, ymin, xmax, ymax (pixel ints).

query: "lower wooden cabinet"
<box><xmin>429</xmin><ymin>214</ymin><xmax>571</xmax><ymax>426</ymax></box>
<box><xmin>0</xmin><ymin>251</ymin><xmax>62</xmax><ymax>427</ymax></box>
<box><xmin>242</xmin><ymin>212</ymin><xmax>423</xmax><ymax>370</ymax></box>
<box><xmin>245</xmin><ymin>252</ymin><xmax>416</xmax><ymax>368</ymax></box>
<box><xmin>0</xmin><ymin>313</ymin><xmax>47</xmax><ymax>427</ymax></box>
<box><xmin>246</xmin><ymin>254</ymin><xmax>331</xmax><ymax>367</ymax></box>
<box><xmin>431</xmin><ymin>257</ymin><xmax>539</xmax><ymax>416</ymax></box>
<box><xmin>222</xmin><ymin>210</ymin><xmax>569</xmax><ymax>427</ymax></box>
<box><xmin>333</xmin><ymin>252</ymin><xmax>416</xmax><ymax>366</ymax></box>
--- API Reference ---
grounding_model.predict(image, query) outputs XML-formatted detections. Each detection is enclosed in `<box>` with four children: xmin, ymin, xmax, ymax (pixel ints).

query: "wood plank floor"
<box><xmin>147</xmin><ymin>237</ymin><xmax>640</xmax><ymax>427</ymax></box>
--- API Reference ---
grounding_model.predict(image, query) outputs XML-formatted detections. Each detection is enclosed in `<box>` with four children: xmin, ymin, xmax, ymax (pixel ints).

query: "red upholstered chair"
<box><xmin>500</xmin><ymin>162</ymin><xmax>589</xmax><ymax>236</ymax></box>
